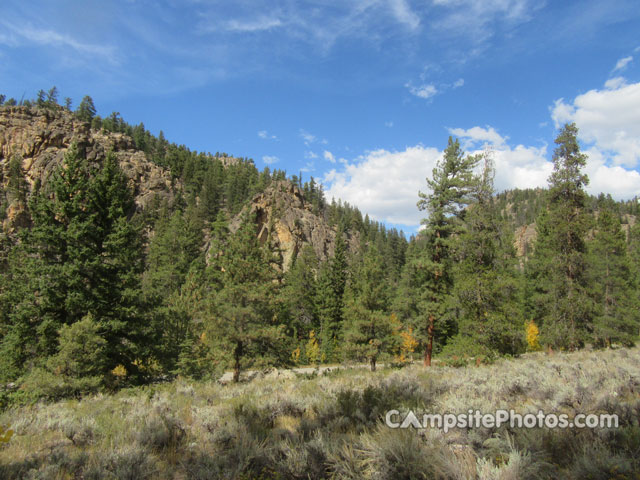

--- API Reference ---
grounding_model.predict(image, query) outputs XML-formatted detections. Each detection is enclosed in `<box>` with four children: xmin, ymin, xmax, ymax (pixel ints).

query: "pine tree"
<box><xmin>144</xmin><ymin>209</ymin><xmax>203</xmax><ymax>299</ymax></box>
<box><xmin>47</xmin><ymin>313</ymin><xmax>108</xmax><ymax>392</ymax></box>
<box><xmin>450</xmin><ymin>153</ymin><xmax>525</xmax><ymax>356</ymax></box>
<box><xmin>342</xmin><ymin>245</ymin><xmax>391</xmax><ymax>371</ymax></box>
<box><xmin>315</xmin><ymin>231</ymin><xmax>348</xmax><ymax>362</ymax></box>
<box><xmin>6</xmin><ymin>155</ymin><xmax>28</xmax><ymax>204</ymax></box>
<box><xmin>46</xmin><ymin>86</ymin><xmax>58</xmax><ymax>107</ymax></box>
<box><xmin>142</xmin><ymin>207</ymin><xmax>204</xmax><ymax>368</ymax></box>
<box><xmin>198</xmin><ymin>160</ymin><xmax>225</xmax><ymax>221</ymax></box>
<box><xmin>75</xmin><ymin>95</ymin><xmax>97</xmax><ymax>122</ymax></box>
<box><xmin>527</xmin><ymin>123</ymin><xmax>592</xmax><ymax>350</ymax></box>
<box><xmin>204</xmin><ymin>214</ymin><xmax>286</xmax><ymax>382</ymax></box>
<box><xmin>415</xmin><ymin>137</ymin><xmax>479</xmax><ymax>366</ymax></box>
<box><xmin>588</xmin><ymin>198</ymin><xmax>639</xmax><ymax>347</ymax></box>
<box><xmin>281</xmin><ymin>245</ymin><xmax>319</xmax><ymax>343</ymax></box>
<box><xmin>0</xmin><ymin>146</ymin><xmax>149</xmax><ymax>381</ymax></box>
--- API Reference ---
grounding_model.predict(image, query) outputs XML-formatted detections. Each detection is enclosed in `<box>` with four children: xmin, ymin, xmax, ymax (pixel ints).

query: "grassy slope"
<box><xmin>1</xmin><ymin>347</ymin><xmax>639</xmax><ymax>479</ymax></box>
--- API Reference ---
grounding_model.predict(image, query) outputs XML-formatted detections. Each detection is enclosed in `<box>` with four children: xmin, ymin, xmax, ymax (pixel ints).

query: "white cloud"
<box><xmin>451</xmin><ymin>127</ymin><xmax>551</xmax><ymax>191</ymax></box>
<box><xmin>262</xmin><ymin>155</ymin><xmax>279</xmax><ymax>165</ymax></box>
<box><xmin>604</xmin><ymin>77</ymin><xmax>627</xmax><ymax>90</ymax></box>
<box><xmin>224</xmin><ymin>16</ymin><xmax>283</xmax><ymax>33</ymax></box>
<box><xmin>583</xmin><ymin>147</ymin><xmax>640</xmax><ymax>199</ymax></box>
<box><xmin>406</xmin><ymin>82</ymin><xmax>438</xmax><ymax>99</ymax></box>
<box><xmin>323</xmin><ymin>150</ymin><xmax>336</xmax><ymax>163</ymax></box>
<box><xmin>454</xmin><ymin>124</ymin><xmax>640</xmax><ymax>199</ymax></box>
<box><xmin>1</xmin><ymin>22</ymin><xmax>118</xmax><ymax>63</ymax></box>
<box><xmin>491</xmin><ymin>144</ymin><xmax>551</xmax><ymax>192</ymax></box>
<box><xmin>305</xmin><ymin>151</ymin><xmax>319</xmax><ymax>159</ymax></box>
<box><xmin>300</xmin><ymin>161</ymin><xmax>315</xmax><ymax>172</ymax></box>
<box><xmin>613</xmin><ymin>55</ymin><xmax>633</xmax><ymax>72</ymax></box>
<box><xmin>448</xmin><ymin>125</ymin><xmax>507</xmax><ymax>147</ymax></box>
<box><xmin>453</xmin><ymin>78</ymin><xmax>465</xmax><ymax>88</ymax></box>
<box><xmin>258</xmin><ymin>130</ymin><xmax>277</xmax><ymax>140</ymax></box>
<box><xmin>324</xmin><ymin>146</ymin><xmax>442</xmax><ymax>227</ymax></box>
<box><xmin>388</xmin><ymin>0</ymin><xmax>420</xmax><ymax>30</ymax></box>
<box><xmin>299</xmin><ymin>129</ymin><xmax>317</xmax><ymax>145</ymax></box>
<box><xmin>431</xmin><ymin>0</ymin><xmax>537</xmax><ymax>44</ymax></box>
<box><xmin>324</xmin><ymin>121</ymin><xmax>640</xmax><ymax>230</ymax></box>
<box><xmin>299</xmin><ymin>129</ymin><xmax>328</xmax><ymax>146</ymax></box>
<box><xmin>385</xmin><ymin>121</ymin><xmax>394</xmax><ymax>128</ymax></box>
<box><xmin>322</xmin><ymin>141</ymin><xmax>553</xmax><ymax>229</ymax></box>
<box><xmin>551</xmin><ymin>80</ymin><xmax>640</xmax><ymax>167</ymax></box>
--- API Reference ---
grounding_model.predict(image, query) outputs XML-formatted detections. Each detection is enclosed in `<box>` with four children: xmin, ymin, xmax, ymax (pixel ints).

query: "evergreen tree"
<box><xmin>450</xmin><ymin>153</ymin><xmax>525</xmax><ymax>356</ymax></box>
<box><xmin>315</xmin><ymin>231</ymin><xmax>348</xmax><ymax>362</ymax></box>
<box><xmin>142</xmin><ymin>207</ymin><xmax>204</xmax><ymax>368</ymax></box>
<box><xmin>281</xmin><ymin>245</ymin><xmax>319</xmax><ymax>343</ymax></box>
<box><xmin>75</xmin><ymin>95</ymin><xmax>97</xmax><ymax>122</ymax></box>
<box><xmin>143</xmin><ymin>209</ymin><xmax>203</xmax><ymax>299</ymax></box>
<box><xmin>6</xmin><ymin>155</ymin><xmax>26</xmax><ymax>197</ymax></box>
<box><xmin>527</xmin><ymin>123</ymin><xmax>592</xmax><ymax>350</ymax></box>
<box><xmin>47</xmin><ymin>313</ymin><xmax>108</xmax><ymax>393</ymax></box>
<box><xmin>204</xmin><ymin>214</ymin><xmax>286</xmax><ymax>382</ymax></box>
<box><xmin>36</xmin><ymin>90</ymin><xmax>46</xmax><ymax>107</ymax></box>
<box><xmin>414</xmin><ymin>137</ymin><xmax>479</xmax><ymax>366</ymax></box>
<box><xmin>588</xmin><ymin>199</ymin><xmax>639</xmax><ymax>347</ymax></box>
<box><xmin>342</xmin><ymin>245</ymin><xmax>391</xmax><ymax>371</ymax></box>
<box><xmin>0</xmin><ymin>146</ymin><xmax>149</xmax><ymax>381</ymax></box>
<box><xmin>46</xmin><ymin>86</ymin><xmax>58</xmax><ymax>106</ymax></box>
<box><xmin>198</xmin><ymin>160</ymin><xmax>225</xmax><ymax>221</ymax></box>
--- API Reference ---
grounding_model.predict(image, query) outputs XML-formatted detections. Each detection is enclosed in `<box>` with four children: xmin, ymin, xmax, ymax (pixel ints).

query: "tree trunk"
<box><xmin>370</xmin><ymin>356</ymin><xmax>376</xmax><ymax>372</ymax></box>
<box><xmin>233</xmin><ymin>341</ymin><xmax>242</xmax><ymax>383</ymax></box>
<box><xmin>424</xmin><ymin>314</ymin><xmax>434</xmax><ymax>367</ymax></box>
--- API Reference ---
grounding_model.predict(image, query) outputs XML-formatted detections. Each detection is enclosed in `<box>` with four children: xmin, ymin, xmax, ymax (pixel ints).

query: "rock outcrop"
<box><xmin>228</xmin><ymin>180</ymin><xmax>358</xmax><ymax>272</ymax></box>
<box><xmin>0</xmin><ymin>106</ymin><xmax>176</xmax><ymax>230</ymax></box>
<box><xmin>514</xmin><ymin>223</ymin><xmax>537</xmax><ymax>258</ymax></box>
<box><xmin>1</xmin><ymin>107</ymin><xmax>352</xmax><ymax>268</ymax></box>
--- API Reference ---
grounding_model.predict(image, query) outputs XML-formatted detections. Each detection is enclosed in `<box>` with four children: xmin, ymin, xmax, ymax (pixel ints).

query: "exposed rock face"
<box><xmin>229</xmin><ymin>181</ymin><xmax>357</xmax><ymax>272</ymax></box>
<box><xmin>514</xmin><ymin>223</ymin><xmax>537</xmax><ymax>258</ymax></box>
<box><xmin>1</xmin><ymin>107</ymin><xmax>352</xmax><ymax>267</ymax></box>
<box><xmin>0</xmin><ymin>106</ymin><xmax>176</xmax><ymax>229</ymax></box>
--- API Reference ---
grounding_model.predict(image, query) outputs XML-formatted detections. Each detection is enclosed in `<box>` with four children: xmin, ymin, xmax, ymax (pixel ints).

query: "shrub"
<box><xmin>137</xmin><ymin>411</ymin><xmax>185</xmax><ymax>452</ymax></box>
<box><xmin>0</xmin><ymin>423</ymin><xmax>13</xmax><ymax>444</ymax></box>
<box><xmin>84</xmin><ymin>448</ymin><xmax>158</xmax><ymax>480</ymax></box>
<box><xmin>48</xmin><ymin>314</ymin><xmax>108</xmax><ymax>381</ymax></box>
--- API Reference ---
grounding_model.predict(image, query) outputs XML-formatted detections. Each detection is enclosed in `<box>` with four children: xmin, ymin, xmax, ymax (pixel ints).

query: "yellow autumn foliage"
<box><xmin>0</xmin><ymin>424</ymin><xmax>13</xmax><ymax>444</ymax></box>
<box><xmin>526</xmin><ymin>320</ymin><xmax>542</xmax><ymax>351</ymax></box>
<box><xmin>306</xmin><ymin>330</ymin><xmax>321</xmax><ymax>365</ymax></box>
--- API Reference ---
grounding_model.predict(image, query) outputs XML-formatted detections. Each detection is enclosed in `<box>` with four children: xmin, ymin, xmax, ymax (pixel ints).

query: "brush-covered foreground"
<box><xmin>1</xmin><ymin>348</ymin><xmax>639</xmax><ymax>479</ymax></box>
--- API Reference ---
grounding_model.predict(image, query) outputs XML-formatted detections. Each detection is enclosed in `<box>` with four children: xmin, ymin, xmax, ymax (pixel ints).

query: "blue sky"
<box><xmin>1</xmin><ymin>0</ymin><xmax>640</xmax><ymax>231</ymax></box>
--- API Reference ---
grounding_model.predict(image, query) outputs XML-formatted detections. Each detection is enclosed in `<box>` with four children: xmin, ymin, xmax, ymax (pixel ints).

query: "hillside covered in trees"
<box><xmin>1</xmin><ymin>91</ymin><xmax>639</xmax><ymax>403</ymax></box>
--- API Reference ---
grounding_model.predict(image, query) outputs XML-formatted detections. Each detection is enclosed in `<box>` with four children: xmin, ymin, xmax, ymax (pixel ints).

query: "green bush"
<box><xmin>48</xmin><ymin>314</ymin><xmax>108</xmax><ymax>382</ymax></box>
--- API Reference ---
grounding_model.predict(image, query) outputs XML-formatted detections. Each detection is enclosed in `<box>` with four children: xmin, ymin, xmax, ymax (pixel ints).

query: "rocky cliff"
<box><xmin>0</xmin><ymin>106</ymin><xmax>176</xmax><ymax>231</ymax></box>
<box><xmin>228</xmin><ymin>180</ymin><xmax>357</xmax><ymax>272</ymax></box>
<box><xmin>1</xmin><ymin>107</ymin><xmax>350</xmax><ymax>269</ymax></box>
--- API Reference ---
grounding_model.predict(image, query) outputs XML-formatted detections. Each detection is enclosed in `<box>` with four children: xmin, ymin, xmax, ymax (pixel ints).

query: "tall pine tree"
<box><xmin>588</xmin><ymin>197</ymin><xmax>639</xmax><ymax>347</ymax></box>
<box><xmin>414</xmin><ymin>137</ymin><xmax>479</xmax><ymax>366</ymax></box>
<box><xmin>342</xmin><ymin>245</ymin><xmax>391</xmax><ymax>371</ymax></box>
<box><xmin>315</xmin><ymin>231</ymin><xmax>348</xmax><ymax>362</ymax></box>
<box><xmin>204</xmin><ymin>213</ymin><xmax>286</xmax><ymax>382</ymax></box>
<box><xmin>450</xmin><ymin>153</ymin><xmax>525</xmax><ymax>356</ymax></box>
<box><xmin>527</xmin><ymin>123</ymin><xmax>592</xmax><ymax>350</ymax></box>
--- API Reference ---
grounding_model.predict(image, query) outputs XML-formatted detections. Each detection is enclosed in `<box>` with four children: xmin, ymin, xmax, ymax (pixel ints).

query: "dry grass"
<box><xmin>1</xmin><ymin>347</ymin><xmax>639</xmax><ymax>479</ymax></box>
